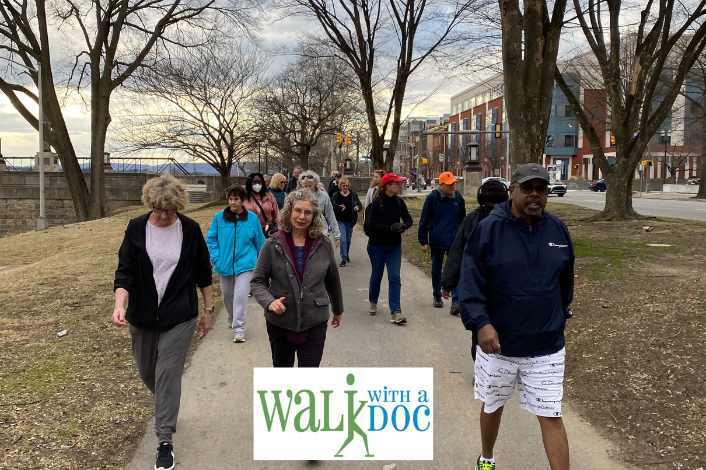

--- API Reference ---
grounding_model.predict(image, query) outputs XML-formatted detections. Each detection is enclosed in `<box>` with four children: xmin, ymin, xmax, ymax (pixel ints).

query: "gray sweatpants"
<box><xmin>129</xmin><ymin>317</ymin><xmax>197</xmax><ymax>443</ymax></box>
<box><xmin>220</xmin><ymin>271</ymin><xmax>253</xmax><ymax>332</ymax></box>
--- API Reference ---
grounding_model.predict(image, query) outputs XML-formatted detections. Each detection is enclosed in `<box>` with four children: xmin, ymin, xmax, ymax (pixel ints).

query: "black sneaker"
<box><xmin>155</xmin><ymin>442</ymin><xmax>174</xmax><ymax>470</ymax></box>
<box><xmin>450</xmin><ymin>304</ymin><xmax>460</xmax><ymax>316</ymax></box>
<box><xmin>433</xmin><ymin>296</ymin><xmax>443</xmax><ymax>308</ymax></box>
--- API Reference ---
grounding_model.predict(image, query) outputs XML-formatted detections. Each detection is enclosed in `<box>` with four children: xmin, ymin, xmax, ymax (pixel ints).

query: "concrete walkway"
<box><xmin>127</xmin><ymin>227</ymin><xmax>631</xmax><ymax>470</ymax></box>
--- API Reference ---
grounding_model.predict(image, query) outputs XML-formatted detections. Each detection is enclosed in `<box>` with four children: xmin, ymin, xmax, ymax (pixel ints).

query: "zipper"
<box><xmin>232</xmin><ymin>218</ymin><xmax>237</xmax><ymax>275</ymax></box>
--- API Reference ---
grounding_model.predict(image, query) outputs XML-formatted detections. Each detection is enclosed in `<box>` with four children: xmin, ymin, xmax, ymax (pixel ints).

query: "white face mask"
<box><xmin>252</xmin><ymin>184</ymin><xmax>263</xmax><ymax>193</ymax></box>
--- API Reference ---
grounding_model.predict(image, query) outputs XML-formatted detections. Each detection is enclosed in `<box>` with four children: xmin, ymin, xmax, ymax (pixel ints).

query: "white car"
<box><xmin>482</xmin><ymin>177</ymin><xmax>510</xmax><ymax>189</ymax></box>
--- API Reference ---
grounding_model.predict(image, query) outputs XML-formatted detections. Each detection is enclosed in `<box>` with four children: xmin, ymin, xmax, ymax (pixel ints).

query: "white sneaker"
<box><xmin>234</xmin><ymin>331</ymin><xmax>245</xmax><ymax>343</ymax></box>
<box><xmin>368</xmin><ymin>302</ymin><xmax>378</xmax><ymax>315</ymax></box>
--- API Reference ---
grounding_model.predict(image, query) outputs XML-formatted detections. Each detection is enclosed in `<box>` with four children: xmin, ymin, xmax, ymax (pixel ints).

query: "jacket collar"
<box><xmin>223</xmin><ymin>207</ymin><xmax>248</xmax><ymax>223</ymax></box>
<box><xmin>493</xmin><ymin>200</ymin><xmax>548</xmax><ymax>226</ymax></box>
<box><xmin>271</xmin><ymin>230</ymin><xmax>322</xmax><ymax>262</ymax></box>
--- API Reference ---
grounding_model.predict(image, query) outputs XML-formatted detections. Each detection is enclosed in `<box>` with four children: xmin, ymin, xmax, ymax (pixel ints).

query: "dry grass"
<box><xmin>0</xmin><ymin>204</ymin><xmax>222</xmax><ymax>469</ymax></box>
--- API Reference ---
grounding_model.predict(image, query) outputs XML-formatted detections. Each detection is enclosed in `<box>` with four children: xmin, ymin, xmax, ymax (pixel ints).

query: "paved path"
<box><xmin>128</xmin><ymin>227</ymin><xmax>631</xmax><ymax>470</ymax></box>
<box><xmin>552</xmin><ymin>190</ymin><xmax>706</xmax><ymax>221</ymax></box>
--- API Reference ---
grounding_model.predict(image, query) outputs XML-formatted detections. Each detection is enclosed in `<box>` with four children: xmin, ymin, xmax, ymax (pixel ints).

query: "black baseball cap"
<box><xmin>511</xmin><ymin>163</ymin><xmax>550</xmax><ymax>185</ymax></box>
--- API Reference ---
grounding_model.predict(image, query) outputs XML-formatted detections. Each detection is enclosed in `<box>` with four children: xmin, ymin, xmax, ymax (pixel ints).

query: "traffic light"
<box><xmin>573</xmin><ymin>164</ymin><xmax>579</xmax><ymax>169</ymax></box>
<box><xmin>339</xmin><ymin>163</ymin><xmax>345</xmax><ymax>168</ymax></box>
<box><xmin>336</xmin><ymin>133</ymin><xmax>342</xmax><ymax>144</ymax></box>
<box><xmin>494</xmin><ymin>123</ymin><xmax>502</xmax><ymax>139</ymax></box>
<box><xmin>345</xmin><ymin>134</ymin><xmax>351</xmax><ymax>147</ymax></box>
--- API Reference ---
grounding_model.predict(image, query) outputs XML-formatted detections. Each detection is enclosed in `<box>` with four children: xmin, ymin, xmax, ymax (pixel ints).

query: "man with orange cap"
<box><xmin>417</xmin><ymin>171</ymin><xmax>466</xmax><ymax>313</ymax></box>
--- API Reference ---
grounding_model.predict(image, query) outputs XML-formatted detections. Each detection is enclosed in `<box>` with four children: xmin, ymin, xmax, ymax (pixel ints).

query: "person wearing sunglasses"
<box><xmin>269</xmin><ymin>173</ymin><xmax>288</xmax><ymax>209</ymax></box>
<box><xmin>112</xmin><ymin>173</ymin><xmax>213</xmax><ymax>470</ymax></box>
<box><xmin>458</xmin><ymin>163</ymin><xmax>575</xmax><ymax>470</ymax></box>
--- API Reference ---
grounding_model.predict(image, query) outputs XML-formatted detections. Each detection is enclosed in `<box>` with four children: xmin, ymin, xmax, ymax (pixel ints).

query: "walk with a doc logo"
<box><xmin>253</xmin><ymin>368</ymin><xmax>433</xmax><ymax>460</ymax></box>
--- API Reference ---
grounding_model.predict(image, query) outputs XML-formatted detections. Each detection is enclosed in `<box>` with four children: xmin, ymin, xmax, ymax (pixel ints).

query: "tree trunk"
<box><xmin>698</xmin><ymin>116</ymin><xmax>706</xmax><ymax>198</ymax></box>
<box><xmin>589</xmin><ymin>163</ymin><xmax>642</xmax><ymax>220</ymax></box>
<box><xmin>300</xmin><ymin>127</ymin><xmax>309</xmax><ymax>170</ymax></box>
<box><xmin>219</xmin><ymin>171</ymin><xmax>230</xmax><ymax>198</ymax></box>
<box><xmin>89</xmin><ymin>73</ymin><xmax>110</xmax><ymax>219</ymax></box>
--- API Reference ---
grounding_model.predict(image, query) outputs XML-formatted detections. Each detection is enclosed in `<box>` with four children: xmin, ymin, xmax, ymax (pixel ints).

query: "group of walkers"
<box><xmin>112</xmin><ymin>161</ymin><xmax>575</xmax><ymax>470</ymax></box>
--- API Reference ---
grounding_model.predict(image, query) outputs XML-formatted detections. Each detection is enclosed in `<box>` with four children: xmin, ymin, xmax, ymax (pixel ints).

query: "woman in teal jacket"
<box><xmin>207</xmin><ymin>185</ymin><xmax>265</xmax><ymax>343</ymax></box>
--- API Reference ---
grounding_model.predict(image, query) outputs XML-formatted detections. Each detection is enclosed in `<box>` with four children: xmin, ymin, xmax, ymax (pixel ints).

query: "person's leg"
<box><xmin>266</xmin><ymin>321</ymin><xmax>296</xmax><ymax>367</ymax></box>
<box><xmin>153</xmin><ymin>317</ymin><xmax>198</xmax><ymax>443</ymax></box>
<box><xmin>295</xmin><ymin>322</ymin><xmax>328</xmax><ymax>367</ymax></box>
<box><xmin>219</xmin><ymin>274</ymin><xmax>236</xmax><ymax>327</ymax></box>
<box><xmin>344</xmin><ymin>222</ymin><xmax>353</xmax><ymax>261</ymax></box>
<box><xmin>129</xmin><ymin>323</ymin><xmax>159</xmax><ymax>393</ymax></box>
<box><xmin>231</xmin><ymin>271</ymin><xmax>253</xmax><ymax>333</ymax></box>
<box><xmin>430</xmin><ymin>248</ymin><xmax>444</xmax><ymax>298</ymax></box>
<box><xmin>537</xmin><ymin>416</ymin><xmax>570</xmax><ymax>470</ymax></box>
<box><xmin>480</xmin><ymin>404</ymin><xmax>504</xmax><ymax>460</ymax></box>
<box><xmin>367</xmin><ymin>243</ymin><xmax>385</xmax><ymax>305</ymax></box>
<box><xmin>339</xmin><ymin>222</ymin><xmax>350</xmax><ymax>261</ymax></box>
<box><xmin>386</xmin><ymin>245</ymin><xmax>402</xmax><ymax>312</ymax></box>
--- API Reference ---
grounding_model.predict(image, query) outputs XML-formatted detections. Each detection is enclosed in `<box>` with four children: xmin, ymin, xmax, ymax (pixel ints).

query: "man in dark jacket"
<box><xmin>327</xmin><ymin>171</ymin><xmax>341</xmax><ymax>197</ymax></box>
<box><xmin>286</xmin><ymin>166</ymin><xmax>302</xmax><ymax>194</ymax></box>
<box><xmin>418</xmin><ymin>171</ymin><xmax>465</xmax><ymax>312</ymax></box>
<box><xmin>459</xmin><ymin>163</ymin><xmax>574</xmax><ymax>470</ymax></box>
<box><xmin>441</xmin><ymin>179</ymin><xmax>508</xmax><ymax>312</ymax></box>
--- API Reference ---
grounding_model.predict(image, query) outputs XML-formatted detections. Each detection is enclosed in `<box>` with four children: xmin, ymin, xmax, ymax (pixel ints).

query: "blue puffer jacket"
<box><xmin>417</xmin><ymin>188</ymin><xmax>466</xmax><ymax>249</ymax></box>
<box><xmin>206</xmin><ymin>209</ymin><xmax>265</xmax><ymax>276</ymax></box>
<box><xmin>458</xmin><ymin>200</ymin><xmax>575</xmax><ymax>358</ymax></box>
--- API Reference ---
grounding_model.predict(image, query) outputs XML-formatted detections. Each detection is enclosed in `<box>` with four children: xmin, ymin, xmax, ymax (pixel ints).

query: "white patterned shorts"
<box><xmin>474</xmin><ymin>347</ymin><xmax>565</xmax><ymax>417</ymax></box>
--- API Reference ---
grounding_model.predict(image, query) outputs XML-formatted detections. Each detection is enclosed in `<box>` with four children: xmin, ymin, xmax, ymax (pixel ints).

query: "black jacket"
<box><xmin>367</xmin><ymin>193</ymin><xmax>413</xmax><ymax>247</ymax></box>
<box><xmin>441</xmin><ymin>204</ymin><xmax>493</xmax><ymax>291</ymax></box>
<box><xmin>114</xmin><ymin>212</ymin><xmax>213</xmax><ymax>331</ymax></box>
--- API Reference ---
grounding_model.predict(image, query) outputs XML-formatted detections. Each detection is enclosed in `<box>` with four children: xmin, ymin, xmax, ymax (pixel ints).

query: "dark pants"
<box><xmin>431</xmin><ymin>248</ymin><xmax>459</xmax><ymax>303</ymax></box>
<box><xmin>129</xmin><ymin>317</ymin><xmax>197</xmax><ymax>443</ymax></box>
<box><xmin>266</xmin><ymin>321</ymin><xmax>328</xmax><ymax>367</ymax></box>
<box><xmin>367</xmin><ymin>243</ymin><xmax>402</xmax><ymax>312</ymax></box>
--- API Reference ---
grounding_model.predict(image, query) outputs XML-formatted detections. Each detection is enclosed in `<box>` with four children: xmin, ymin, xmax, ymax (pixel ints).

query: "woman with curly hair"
<box><xmin>251</xmin><ymin>189</ymin><xmax>344</xmax><ymax>367</ymax></box>
<box><xmin>242</xmin><ymin>172</ymin><xmax>280</xmax><ymax>238</ymax></box>
<box><xmin>112</xmin><ymin>173</ymin><xmax>213</xmax><ymax>470</ymax></box>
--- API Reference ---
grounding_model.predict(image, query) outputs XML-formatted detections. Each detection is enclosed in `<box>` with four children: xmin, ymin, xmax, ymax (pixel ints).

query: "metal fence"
<box><xmin>1</xmin><ymin>156</ymin><xmax>191</xmax><ymax>175</ymax></box>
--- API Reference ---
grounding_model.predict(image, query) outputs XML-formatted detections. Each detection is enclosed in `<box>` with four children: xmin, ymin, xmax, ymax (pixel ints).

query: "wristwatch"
<box><xmin>203</xmin><ymin>306</ymin><xmax>215</xmax><ymax>313</ymax></box>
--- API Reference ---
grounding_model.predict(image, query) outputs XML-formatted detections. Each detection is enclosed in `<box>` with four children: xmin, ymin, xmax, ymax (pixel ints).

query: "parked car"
<box><xmin>482</xmin><ymin>176</ymin><xmax>511</xmax><ymax>189</ymax></box>
<box><xmin>687</xmin><ymin>178</ymin><xmax>701</xmax><ymax>185</ymax></box>
<box><xmin>590</xmin><ymin>179</ymin><xmax>606</xmax><ymax>192</ymax></box>
<box><xmin>548</xmin><ymin>176</ymin><xmax>566</xmax><ymax>197</ymax></box>
<box><xmin>412</xmin><ymin>176</ymin><xmax>427</xmax><ymax>190</ymax></box>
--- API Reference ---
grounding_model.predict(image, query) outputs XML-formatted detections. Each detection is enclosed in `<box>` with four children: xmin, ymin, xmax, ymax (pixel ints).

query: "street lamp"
<box><xmin>264</xmin><ymin>139</ymin><xmax>269</xmax><ymax>175</ymax></box>
<box><xmin>661</xmin><ymin>130</ymin><xmax>670</xmax><ymax>184</ymax></box>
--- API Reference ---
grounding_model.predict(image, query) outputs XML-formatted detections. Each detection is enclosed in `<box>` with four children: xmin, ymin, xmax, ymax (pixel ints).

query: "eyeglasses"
<box><xmin>516</xmin><ymin>183</ymin><xmax>550</xmax><ymax>196</ymax></box>
<box><xmin>153</xmin><ymin>207</ymin><xmax>177</xmax><ymax>215</ymax></box>
<box><xmin>293</xmin><ymin>207</ymin><xmax>313</xmax><ymax>217</ymax></box>
<box><xmin>301</xmin><ymin>175</ymin><xmax>316</xmax><ymax>180</ymax></box>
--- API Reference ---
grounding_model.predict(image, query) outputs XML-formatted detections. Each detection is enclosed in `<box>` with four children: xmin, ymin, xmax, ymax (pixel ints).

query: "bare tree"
<box><xmin>499</xmin><ymin>0</ymin><xmax>568</xmax><ymax>166</ymax></box>
<box><xmin>291</xmin><ymin>0</ymin><xmax>480</xmax><ymax>172</ymax></box>
<box><xmin>679</xmin><ymin>56</ymin><xmax>706</xmax><ymax>198</ymax></box>
<box><xmin>113</xmin><ymin>39</ymin><xmax>266</xmax><ymax>194</ymax></box>
<box><xmin>555</xmin><ymin>0</ymin><xmax>706</xmax><ymax>220</ymax></box>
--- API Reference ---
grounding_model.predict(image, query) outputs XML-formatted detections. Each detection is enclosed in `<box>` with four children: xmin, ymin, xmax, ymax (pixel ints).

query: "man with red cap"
<box><xmin>417</xmin><ymin>171</ymin><xmax>466</xmax><ymax>314</ymax></box>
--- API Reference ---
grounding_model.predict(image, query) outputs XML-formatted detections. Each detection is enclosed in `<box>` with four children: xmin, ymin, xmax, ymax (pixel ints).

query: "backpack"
<box><xmin>363</xmin><ymin>196</ymin><xmax>402</xmax><ymax>237</ymax></box>
<box><xmin>426</xmin><ymin>189</ymin><xmax>465</xmax><ymax>223</ymax></box>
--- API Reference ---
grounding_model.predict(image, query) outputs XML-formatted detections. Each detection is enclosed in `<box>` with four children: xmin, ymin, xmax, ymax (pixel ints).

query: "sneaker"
<box><xmin>368</xmin><ymin>302</ymin><xmax>378</xmax><ymax>315</ymax></box>
<box><xmin>346</xmin><ymin>257</ymin><xmax>351</xmax><ymax>263</ymax></box>
<box><xmin>433</xmin><ymin>296</ymin><xmax>443</xmax><ymax>308</ymax></box>
<box><xmin>227</xmin><ymin>315</ymin><xmax>233</xmax><ymax>329</ymax></box>
<box><xmin>234</xmin><ymin>331</ymin><xmax>245</xmax><ymax>343</ymax></box>
<box><xmin>248</xmin><ymin>291</ymin><xmax>253</xmax><ymax>297</ymax></box>
<box><xmin>338</xmin><ymin>260</ymin><xmax>347</xmax><ymax>267</ymax></box>
<box><xmin>155</xmin><ymin>442</ymin><xmax>174</xmax><ymax>470</ymax></box>
<box><xmin>450</xmin><ymin>304</ymin><xmax>461</xmax><ymax>316</ymax></box>
<box><xmin>390</xmin><ymin>311</ymin><xmax>407</xmax><ymax>324</ymax></box>
<box><xmin>475</xmin><ymin>456</ymin><xmax>495</xmax><ymax>470</ymax></box>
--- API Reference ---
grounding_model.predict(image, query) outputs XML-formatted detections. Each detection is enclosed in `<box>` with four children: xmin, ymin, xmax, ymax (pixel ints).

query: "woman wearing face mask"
<box><xmin>242</xmin><ymin>172</ymin><xmax>280</xmax><ymax>239</ymax></box>
<box><xmin>206</xmin><ymin>184</ymin><xmax>265</xmax><ymax>342</ymax></box>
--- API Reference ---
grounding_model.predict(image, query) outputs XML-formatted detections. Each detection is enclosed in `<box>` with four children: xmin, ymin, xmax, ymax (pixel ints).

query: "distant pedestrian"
<box><xmin>331</xmin><ymin>177</ymin><xmax>362</xmax><ymax>267</ymax></box>
<box><xmin>286</xmin><ymin>166</ymin><xmax>302</xmax><ymax>193</ymax></box>
<box><xmin>417</xmin><ymin>171</ymin><xmax>466</xmax><ymax>314</ymax></box>
<box><xmin>242</xmin><ymin>172</ymin><xmax>280</xmax><ymax>239</ymax></box>
<box><xmin>269</xmin><ymin>173</ymin><xmax>288</xmax><ymax>209</ymax></box>
<box><xmin>441</xmin><ymin>179</ymin><xmax>508</xmax><ymax>308</ymax></box>
<box><xmin>459</xmin><ymin>163</ymin><xmax>575</xmax><ymax>470</ymax></box>
<box><xmin>327</xmin><ymin>171</ymin><xmax>341</xmax><ymax>197</ymax></box>
<box><xmin>365</xmin><ymin>169</ymin><xmax>385</xmax><ymax>208</ymax></box>
<box><xmin>299</xmin><ymin>170</ymin><xmax>341</xmax><ymax>248</ymax></box>
<box><xmin>251</xmin><ymin>189</ymin><xmax>344</xmax><ymax>367</ymax></box>
<box><xmin>264</xmin><ymin>174</ymin><xmax>271</xmax><ymax>187</ymax></box>
<box><xmin>206</xmin><ymin>184</ymin><xmax>265</xmax><ymax>343</ymax></box>
<box><xmin>112</xmin><ymin>173</ymin><xmax>213</xmax><ymax>470</ymax></box>
<box><xmin>366</xmin><ymin>173</ymin><xmax>413</xmax><ymax>324</ymax></box>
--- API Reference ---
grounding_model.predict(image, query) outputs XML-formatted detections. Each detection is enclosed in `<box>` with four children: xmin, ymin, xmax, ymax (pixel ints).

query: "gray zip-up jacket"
<box><xmin>251</xmin><ymin>231</ymin><xmax>344</xmax><ymax>332</ymax></box>
<box><xmin>316</xmin><ymin>190</ymin><xmax>341</xmax><ymax>239</ymax></box>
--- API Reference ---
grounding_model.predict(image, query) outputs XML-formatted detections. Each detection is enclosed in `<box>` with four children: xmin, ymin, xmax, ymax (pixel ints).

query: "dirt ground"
<box><xmin>399</xmin><ymin>196</ymin><xmax>706</xmax><ymax>469</ymax></box>
<box><xmin>0</xmin><ymin>204</ymin><xmax>222</xmax><ymax>470</ymax></box>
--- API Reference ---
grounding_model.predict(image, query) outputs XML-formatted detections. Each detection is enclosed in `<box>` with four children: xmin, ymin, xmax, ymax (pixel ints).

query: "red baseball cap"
<box><xmin>381</xmin><ymin>173</ymin><xmax>406</xmax><ymax>186</ymax></box>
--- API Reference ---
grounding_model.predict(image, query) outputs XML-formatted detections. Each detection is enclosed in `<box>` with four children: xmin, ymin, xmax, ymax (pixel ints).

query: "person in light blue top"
<box><xmin>207</xmin><ymin>184</ymin><xmax>265</xmax><ymax>343</ymax></box>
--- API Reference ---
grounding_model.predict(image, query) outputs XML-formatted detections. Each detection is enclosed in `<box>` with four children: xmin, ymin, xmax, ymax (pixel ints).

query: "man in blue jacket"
<box><xmin>418</xmin><ymin>171</ymin><xmax>465</xmax><ymax>313</ymax></box>
<box><xmin>459</xmin><ymin>163</ymin><xmax>574</xmax><ymax>470</ymax></box>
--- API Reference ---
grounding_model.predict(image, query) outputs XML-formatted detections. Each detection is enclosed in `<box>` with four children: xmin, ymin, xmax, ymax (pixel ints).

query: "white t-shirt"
<box><xmin>146</xmin><ymin>218</ymin><xmax>183</xmax><ymax>306</ymax></box>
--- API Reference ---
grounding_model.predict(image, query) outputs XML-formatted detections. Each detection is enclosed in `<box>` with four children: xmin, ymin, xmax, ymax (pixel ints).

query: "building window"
<box><xmin>564</xmin><ymin>135</ymin><xmax>575</xmax><ymax>147</ymax></box>
<box><xmin>565</xmin><ymin>105</ymin><xmax>573</xmax><ymax>118</ymax></box>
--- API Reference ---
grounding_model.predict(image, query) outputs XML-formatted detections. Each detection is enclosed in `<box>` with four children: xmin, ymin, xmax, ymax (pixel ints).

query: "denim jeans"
<box><xmin>367</xmin><ymin>243</ymin><xmax>402</xmax><ymax>312</ymax></box>
<box><xmin>338</xmin><ymin>221</ymin><xmax>354</xmax><ymax>261</ymax></box>
<box><xmin>431</xmin><ymin>248</ymin><xmax>459</xmax><ymax>304</ymax></box>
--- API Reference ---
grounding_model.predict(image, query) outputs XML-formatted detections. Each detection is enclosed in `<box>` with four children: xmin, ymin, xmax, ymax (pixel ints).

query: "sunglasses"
<box><xmin>301</xmin><ymin>175</ymin><xmax>316</xmax><ymax>180</ymax></box>
<box><xmin>517</xmin><ymin>183</ymin><xmax>550</xmax><ymax>196</ymax></box>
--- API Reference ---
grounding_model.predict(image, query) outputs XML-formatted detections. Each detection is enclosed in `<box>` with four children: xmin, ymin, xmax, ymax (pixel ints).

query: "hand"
<box><xmin>391</xmin><ymin>223</ymin><xmax>406</xmax><ymax>233</ymax></box>
<box><xmin>442</xmin><ymin>289</ymin><xmax>451</xmax><ymax>300</ymax></box>
<box><xmin>197</xmin><ymin>312</ymin><xmax>211</xmax><ymax>339</ymax></box>
<box><xmin>111</xmin><ymin>306</ymin><xmax>127</xmax><ymax>327</ymax></box>
<box><xmin>331</xmin><ymin>314</ymin><xmax>342</xmax><ymax>328</ymax></box>
<box><xmin>353</xmin><ymin>205</ymin><xmax>359</xmax><ymax>212</ymax></box>
<box><xmin>335</xmin><ymin>239</ymin><xmax>341</xmax><ymax>247</ymax></box>
<box><xmin>269</xmin><ymin>297</ymin><xmax>286</xmax><ymax>314</ymax></box>
<box><xmin>339</xmin><ymin>204</ymin><xmax>346</xmax><ymax>210</ymax></box>
<box><xmin>421</xmin><ymin>244</ymin><xmax>429</xmax><ymax>254</ymax></box>
<box><xmin>478</xmin><ymin>324</ymin><xmax>501</xmax><ymax>355</ymax></box>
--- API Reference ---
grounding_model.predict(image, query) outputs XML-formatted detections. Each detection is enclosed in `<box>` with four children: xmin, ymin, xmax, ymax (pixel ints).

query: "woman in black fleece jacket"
<box><xmin>366</xmin><ymin>173</ymin><xmax>413</xmax><ymax>324</ymax></box>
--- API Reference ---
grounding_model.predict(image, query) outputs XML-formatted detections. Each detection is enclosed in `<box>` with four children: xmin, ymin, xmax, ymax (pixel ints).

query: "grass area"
<box><xmin>0</xmin><ymin>204</ymin><xmax>222</xmax><ymax>469</ymax></box>
<box><xmin>398</xmin><ymin>195</ymin><xmax>706</xmax><ymax>469</ymax></box>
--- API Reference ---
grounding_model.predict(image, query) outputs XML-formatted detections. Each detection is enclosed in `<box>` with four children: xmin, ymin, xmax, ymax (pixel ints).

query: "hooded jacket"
<box><xmin>417</xmin><ymin>187</ymin><xmax>466</xmax><ymax>249</ymax></box>
<box><xmin>315</xmin><ymin>190</ymin><xmax>341</xmax><ymax>239</ymax></box>
<box><xmin>458</xmin><ymin>200</ymin><xmax>574</xmax><ymax>358</ymax></box>
<box><xmin>206</xmin><ymin>208</ymin><xmax>265</xmax><ymax>277</ymax></box>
